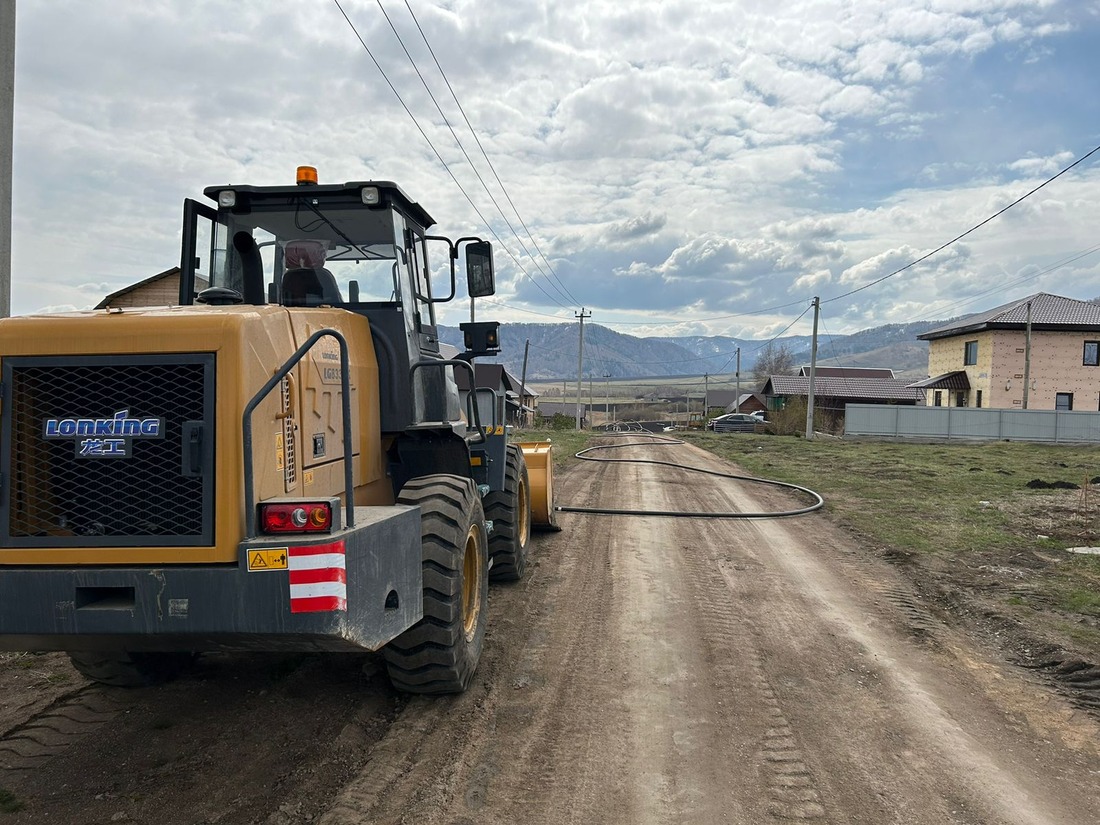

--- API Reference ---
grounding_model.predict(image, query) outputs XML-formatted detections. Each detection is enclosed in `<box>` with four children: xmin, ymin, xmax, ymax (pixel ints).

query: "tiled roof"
<box><xmin>797</xmin><ymin>366</ymin><xmax>894</xmax><ymax>379</ymax></box>
<box><xmin>919</xmin><ymin>293</ymin><xmax>1100</xmax><ymax>340</ymax></box>
<box><xmin>764</xmin><ymin>375</ymin><xmax>925</xmax><ymax>401</ymax></box>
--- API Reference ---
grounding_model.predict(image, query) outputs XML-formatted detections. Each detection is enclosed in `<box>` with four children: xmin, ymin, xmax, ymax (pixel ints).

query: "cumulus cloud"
<box><xmin>9</xmin><ymin>0</ymin><xmax>1098</xmax><ymax>344</ymax></box>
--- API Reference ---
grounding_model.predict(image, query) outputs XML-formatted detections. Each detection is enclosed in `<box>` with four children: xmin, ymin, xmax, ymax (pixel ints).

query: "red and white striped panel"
<box><xmin>288</xmin><ymin>540</ymin><xmax>347</xmax><ymax>614</ymax></box>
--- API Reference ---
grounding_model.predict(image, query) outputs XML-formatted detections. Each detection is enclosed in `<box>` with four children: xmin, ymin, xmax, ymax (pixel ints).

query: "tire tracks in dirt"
<box><xmin>0</xmin><ymin>685</ymin><xmax>124</xmax><ymax>775</ymax></box>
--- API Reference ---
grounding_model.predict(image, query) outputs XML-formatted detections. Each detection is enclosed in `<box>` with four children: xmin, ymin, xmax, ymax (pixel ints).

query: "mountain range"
<box><xmin>438</xmin><ymin>319</ymin><xmax>945</xmax><ymax>382</ymax></box>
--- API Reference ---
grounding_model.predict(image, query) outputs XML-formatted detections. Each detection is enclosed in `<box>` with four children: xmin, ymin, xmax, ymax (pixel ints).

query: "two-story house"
<box><xmin>913</xmin><ymin>293</ymin><xmax>1100</xmax><ymax>410</ymax></box>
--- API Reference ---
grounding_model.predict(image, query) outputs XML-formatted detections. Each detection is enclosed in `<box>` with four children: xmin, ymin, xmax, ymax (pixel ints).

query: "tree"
<box><xmin>753</xmin><ymin>342</ymin><xmax>796</xmax><ymax>380</ymax></box>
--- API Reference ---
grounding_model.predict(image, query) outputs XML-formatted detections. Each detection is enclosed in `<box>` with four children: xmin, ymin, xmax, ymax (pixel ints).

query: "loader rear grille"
<box><xmin>1</xmin><ymin>354</ymin><xmax>216</xmax><ymax>547</ymax></box>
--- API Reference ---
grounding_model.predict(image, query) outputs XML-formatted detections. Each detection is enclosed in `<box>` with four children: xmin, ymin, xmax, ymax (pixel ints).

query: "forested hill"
<box><xmin>438</xmin><ymin>320</ymin><xmax>945</xmax><ymax>381</ymax></box>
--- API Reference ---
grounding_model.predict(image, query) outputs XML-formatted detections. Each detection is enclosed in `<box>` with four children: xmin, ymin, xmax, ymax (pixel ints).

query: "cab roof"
<box><xmin>201</xmin><ymin>179</ymin><xmax>436</xmax><ymax>231</ymax></box>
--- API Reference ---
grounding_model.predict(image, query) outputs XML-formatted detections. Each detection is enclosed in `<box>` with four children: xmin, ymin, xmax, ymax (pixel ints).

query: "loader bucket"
<box><xmin>518</xmin><ymin>441</ymin><xmax>560</xmax><ymax>531</ymax></box>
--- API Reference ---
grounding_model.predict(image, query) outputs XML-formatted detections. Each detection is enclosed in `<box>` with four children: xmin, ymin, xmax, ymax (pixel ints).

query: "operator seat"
<box><xmin>281</xmin><ymin>267</ymin><xmax>342</xmax><ymax>306</ymax></box>
<box><xmin>280</xmin><ymin>239</ymin><xmax>342</xmax><ymax>306</ymax></box>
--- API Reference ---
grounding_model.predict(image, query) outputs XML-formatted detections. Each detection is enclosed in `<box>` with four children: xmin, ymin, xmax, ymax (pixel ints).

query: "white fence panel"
<box><xmin>843</xmin><ymin>404</ymin><xmax>1100</xmax><ymax>443</ymax></box>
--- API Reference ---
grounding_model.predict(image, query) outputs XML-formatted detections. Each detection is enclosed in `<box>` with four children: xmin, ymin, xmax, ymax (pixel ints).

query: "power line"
<box><xmin>750</xmin><ymin>303</ymin><xmax>813</xmax><ymax>352</ymax></box>
<box><xmin>331</xmin><ymin>0</ymin><xmax>573</xmax><ymax>310</ymax></box>
<box><xmin>600</xmin><ymin>297</ymin><xmax>811</xmax><ymax>327</ymax></box>
<box><xmin>542</xmin><ymin>145</ymin><xmax>1100</xmax><ymax>333</ymax></box>
<box><xmin>376</xmin><ymin>0</ymin><xmax>577</xmax><ymax>308</ymax></box>
<box><xmin>821</xmin><ymin>142</ymin><xmax>1100</xmax><ymax>307</ymax></box>
<box><xmin>479</xmin><ymin>297</ymin><xmax>574</xmax><ymax>321</ymax></box>
<box><xmin>399</xmin><ymin>0</ymin><xmax>581</xmax><ymax>308</ymax></box>
<box><xmin>901</xmin><ymin>243</ymin><xmax>1100</xmax><ymax>325</ymax></box>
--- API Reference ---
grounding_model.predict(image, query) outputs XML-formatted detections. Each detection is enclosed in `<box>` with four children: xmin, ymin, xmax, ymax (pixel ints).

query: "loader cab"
<box><xmin>178</xmin><ymin>167</ymin><xmax>496</xmax><ymax>433</ymax></box>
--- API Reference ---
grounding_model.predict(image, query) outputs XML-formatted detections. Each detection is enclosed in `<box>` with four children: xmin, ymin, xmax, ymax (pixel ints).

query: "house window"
<box><xmin>976</xmin><ymin>390</ymin><xmax>982</xmax><ymax>408</ymax></box>
<box><xmin>1056</xmin><ymin>392</ymin><xmax>1073</xmax><ymax>411</ymax></box>
<box><xmin>1085</xmin><ymin>342</ymin><xmax>1100</xmax><ymax>366</ymax></box>
<box><xmin>934</xmin><ymin>391</ymin><xmax>942</xmax><ymax>407</ymax></box>
<box><xmin>963</xmin><ymin>340</ymin><xmax>978</xmax><ymax>366</ymax></box>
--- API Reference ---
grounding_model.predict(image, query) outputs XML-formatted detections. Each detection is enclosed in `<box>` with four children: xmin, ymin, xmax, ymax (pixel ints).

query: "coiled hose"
<box><xmin>555</xmin><ymin>433</ymin><xmax>824</xmax><ymax>520</ymax></box>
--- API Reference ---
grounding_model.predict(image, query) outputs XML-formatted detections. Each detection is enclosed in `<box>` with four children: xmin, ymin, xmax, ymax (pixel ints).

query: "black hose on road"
<box><xmin>555</xmin><ymin>433</ymin><xmax>824</xmax><ymax>520</ymax></box>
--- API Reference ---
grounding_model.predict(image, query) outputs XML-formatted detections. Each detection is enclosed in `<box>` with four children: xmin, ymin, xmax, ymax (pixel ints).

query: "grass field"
<box><xmin>517</xmin><ymin>426</ymin><xmax>1100</xmax><ymax>644</ymax></box>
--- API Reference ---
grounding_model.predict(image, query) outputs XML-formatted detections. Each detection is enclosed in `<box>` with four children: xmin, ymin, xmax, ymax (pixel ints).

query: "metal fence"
<box><xmin>843</xmin><ymin>404</ymin><xmax>1100</xmax><ymax>443</ymax></box>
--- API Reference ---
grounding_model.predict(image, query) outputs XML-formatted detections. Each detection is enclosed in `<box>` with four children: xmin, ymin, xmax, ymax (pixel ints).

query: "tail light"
<box><xmin>260</xmin><ymin>501</ymin><xmax>333</xmax><ymax>534</ymax></box>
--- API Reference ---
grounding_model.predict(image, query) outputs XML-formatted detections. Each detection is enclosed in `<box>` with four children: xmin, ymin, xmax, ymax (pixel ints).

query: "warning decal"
<box><xmin>289</xmin><ymin>541</ymin><xmax>348</xmax><ymax>613</ymax></box>
<box><xmin>248</xmin><ymin>548</ymin><xmax>289</xmax><ymax>571</ymax></box>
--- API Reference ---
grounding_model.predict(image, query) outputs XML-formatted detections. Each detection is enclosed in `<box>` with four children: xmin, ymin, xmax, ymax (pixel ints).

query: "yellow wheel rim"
<box><xmin>462</xmin><ymin>524</ymin><xmax>483</xmax><ymax>639</ymax></box>
<box><xmin>518</xmin><ymin>473</ymin><xmax>531</xmax><ymax>547</ymax></box>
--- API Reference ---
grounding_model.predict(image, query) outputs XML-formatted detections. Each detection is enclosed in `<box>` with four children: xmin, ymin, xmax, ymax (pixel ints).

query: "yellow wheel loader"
<box><xmin>0</xmin><ymin>166</ymin><xmax>557</xmax><ymax>693</ymax></box>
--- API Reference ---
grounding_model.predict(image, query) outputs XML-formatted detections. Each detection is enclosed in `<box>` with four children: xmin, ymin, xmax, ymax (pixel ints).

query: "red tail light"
<box><xmin>260</xmin><ymin>502</ymin><xmax>333</xmax><ymax>534</ymax></box>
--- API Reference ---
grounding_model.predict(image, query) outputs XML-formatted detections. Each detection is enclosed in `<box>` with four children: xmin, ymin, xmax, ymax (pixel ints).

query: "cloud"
<box><xmin>9</xmin><ymin>0</ymin><xmax>1097</xmax><ymax>346</ymax></box>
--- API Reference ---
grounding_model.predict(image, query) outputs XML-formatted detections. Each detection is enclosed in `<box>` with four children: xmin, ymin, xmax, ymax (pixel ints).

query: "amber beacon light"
<box><xmin>296</xmin><ymin>165</ymin><xmax>319</xmax><ymax>186</ymax></box>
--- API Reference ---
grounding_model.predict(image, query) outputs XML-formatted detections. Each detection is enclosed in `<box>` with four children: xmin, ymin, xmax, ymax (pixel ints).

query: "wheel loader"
<box><xmin>0</xmin><ymin>166</ymin><xmax>558</xmax><ymax>693</ymax></box>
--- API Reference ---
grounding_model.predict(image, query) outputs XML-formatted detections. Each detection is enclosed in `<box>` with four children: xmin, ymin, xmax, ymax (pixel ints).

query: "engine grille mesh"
<box><xmin>3</xmin><ymin>356</ymin><xmax>213</xmax><ymax>546</ymax></box>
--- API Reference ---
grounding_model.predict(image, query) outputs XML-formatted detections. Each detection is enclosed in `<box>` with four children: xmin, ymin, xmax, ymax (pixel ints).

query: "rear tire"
<box><xmin>67</xmin><ymin>651</ymin><xmax>194</xmax><ymax>687</ymax></box>
<box><xmin>485</xmin><ymin>444</ymin><xmax>531</xmax><ymax>582</ymax></box>
<box><xmin>383</xmin><ymin>474</ymin><xmax>488</xmax><ymax>694</ymax></box>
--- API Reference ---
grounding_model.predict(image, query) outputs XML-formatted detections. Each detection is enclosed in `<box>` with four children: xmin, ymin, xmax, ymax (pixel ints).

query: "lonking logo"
<box><xmin>43</xmin><ymin>409</ymin><xmax>164</xmax><ymax>458</ymax></box>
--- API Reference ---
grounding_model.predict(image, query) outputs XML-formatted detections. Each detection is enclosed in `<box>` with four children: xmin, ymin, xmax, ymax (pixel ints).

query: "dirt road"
<box><xmin>3</xmin><ymin>436</ymin><xmax>1099</xmax><ymax>824</ymax></box>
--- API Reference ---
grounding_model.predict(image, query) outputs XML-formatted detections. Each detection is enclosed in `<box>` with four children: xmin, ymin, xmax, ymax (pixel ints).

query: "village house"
<box><xmin>912</xmin><ymin>293</ymin><xmax>1100</xmax><ymax>411</ymax></box>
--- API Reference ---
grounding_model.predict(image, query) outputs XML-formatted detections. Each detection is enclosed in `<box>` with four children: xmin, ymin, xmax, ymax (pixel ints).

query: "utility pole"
<box><xmin>1022</xmin><ymin>300</ymin><xmax>1032</xmax><ymax>410</ymax></box>
<box><xmin>805</xmin><ymin>297</ymin><xmax>820</xmax><ymax>441</ymax></box>
<box><xmin>734</xmin><ymin>348</ymin><xmax>741</xmax><ymax>411</ymax></box>
<box><xmin>575</xmin><ymin>307</ymin><xmax>591</xmax><ymax>430</ymax></box>
<box><xmin>519</xmin><ymin>339</ymin><xmax>530</xmax><ymax>427</ymax></box>
<box><xmin>1</xmin><ymin>0</ymin><xmax>15</xmax><ymax>318</ymax></box>
<box><xmin>704</xmin><ymin>372</ymin><xmax>709</xmax><ymax>416</ymax></box>
<box><xmin>604</xmin><ymin>372</ymin><xmax>611</xmax><ymax>425</ymax></box>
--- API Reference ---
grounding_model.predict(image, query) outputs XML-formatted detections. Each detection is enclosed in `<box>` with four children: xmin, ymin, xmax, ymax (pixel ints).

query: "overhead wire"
<box><xmin>563</xmin><ymin>145</ymin><xmax>1100</xmax><ymax>334</ymax></box>
<box><xmin>374</xmin><ymin>0</ymin><xmax>577</xmax><ymax>309</ymax></box>
<box><xmin>330</xmin><ymin>7</ymin><xmax>1100</xmax><ymax>355</ymax></box>
<box><xmin>399</xmin><ymin>0</ymin><xmax>581</xmax><ymax>308</ymax></box>
<box><xmin>820</xmin><ymin>142</ymin><xmax>1100</xmax><ymax>308</ymax></box>
<box><xmin>591</xmin><ymin>147</ymin><xmax>1100</xmax><ymax>351</ymax></box>
<box><xmin>332</xmin><ymin>0</ymin><xmax>573</xmax><ymax>310</ymax></box>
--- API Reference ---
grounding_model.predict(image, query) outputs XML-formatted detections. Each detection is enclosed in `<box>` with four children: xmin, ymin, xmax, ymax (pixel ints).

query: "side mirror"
<box><xmin>465</xmin><ymin>241</ymin><xmax>495</xmax><ymax>297</ymax></box>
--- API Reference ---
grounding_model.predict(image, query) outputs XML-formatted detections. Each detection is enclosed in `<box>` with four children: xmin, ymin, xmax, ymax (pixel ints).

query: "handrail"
<box><xmin>410</xmin><ymin>358</ymin><xmax>486</xmax><ymax>444</ymax></box>
<box><xmin>242</xmin><ymin>329</ymin><xmax>354</xmax><ymax>538</ymax></box>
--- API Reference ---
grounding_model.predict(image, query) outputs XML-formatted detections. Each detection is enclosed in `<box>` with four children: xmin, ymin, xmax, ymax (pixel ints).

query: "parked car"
<box><xmin>706</xmin><ymin>412</ymin><xmax>759</xmax><ymax>433</ymax></box>
<box><xmin>750</xmin><ymin>410</ymin><xmax>767</xmax><ymax>422</ymax></box>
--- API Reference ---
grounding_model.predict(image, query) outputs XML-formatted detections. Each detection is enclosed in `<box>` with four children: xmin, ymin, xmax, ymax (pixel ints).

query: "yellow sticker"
<box><xmin>248</xmin><ymin>548</ymin><xmax>289</xmax><ymax>571</ymax></box>
<box><xmin>275</xmin><ymin>433</ymin><xmax>285</xmax><ymax>471</ymax></box>
<box><xmin>303</xmin><ymin>470</ymin><xmax>314</xmax><ymax>486</ymax></box>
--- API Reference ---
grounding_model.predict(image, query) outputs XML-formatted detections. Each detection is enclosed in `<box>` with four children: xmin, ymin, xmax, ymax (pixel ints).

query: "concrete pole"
<box><xmin>519</xmin><ymin>339</ymin><xmax>530</xmax><ymax>427</ymax></box>
<box><xmin>574</xmin><ymin>307</ymin><xmax>590</xmax><ymax>430</ymax></box>
<box><xmin>734</xmin><ymin>348</ymin><xmax>741</xmax><ymax>411</ymax></box>
<box><xmin>604</xmin><ymin>372</ymin><xmax>610</xmax><ymax>424</ymax></box>
<box><xmin>0</xmin><ymin>0</ymin><xmax>14</xmax><ymax>318</ymax></box>
<box><xmin>805</xmin><ymin>297</ymin><xmax>820</xmax><ymax>441</ymax></box>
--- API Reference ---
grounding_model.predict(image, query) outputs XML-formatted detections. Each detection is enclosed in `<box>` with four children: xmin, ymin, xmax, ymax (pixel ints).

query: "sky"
<box><xmin>9</xmin><ymin>0</ymin><xmax>1100</xmax><ymax>341</ymax></box>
